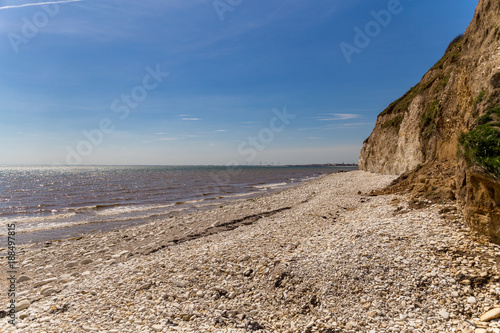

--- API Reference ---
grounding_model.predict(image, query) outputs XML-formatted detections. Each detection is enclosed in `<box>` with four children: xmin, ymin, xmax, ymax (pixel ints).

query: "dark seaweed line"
<box><xmin>142</xmin><ymin>206</ymin><xmax>293</xmax><ymax>255</ymax></box>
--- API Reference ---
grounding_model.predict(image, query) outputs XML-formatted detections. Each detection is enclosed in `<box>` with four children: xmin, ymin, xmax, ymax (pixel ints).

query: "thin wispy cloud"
<box><xmin>216</xmin><ymin>130</ymin><xmax>227</xmax><ymax>132</ymax></box>
<box><xmin>153</xmin><ymin>134</ymin><xmax>202</xmax><ymax>141</ymax></box>
<box><xmin>177</xmin><ymin>115</ymin><xmax>201</xmax><ymax>121</ymax></box>
<box><xmin>0</xmin><ymin>0</ymin><xmax>81</xmax><ymax>10</ymax></box>
<box><xmin>326</xmin><ymin>122</ymin><xmax>372</xmax><ymax>129</ymax></box>
<box><xmin>315</xmin><ymin>113</ymin><xmax>362</xmax><ymax>121</ymax></box>
<box><xmin>341</xmin><ymin>122</ymin><xmax>371</xmax><ymax>126</ymax></box>
<box><xmin>156</xmin><ymin>137</ymin><xmax>179</xmax><ymax>141</ymax></box>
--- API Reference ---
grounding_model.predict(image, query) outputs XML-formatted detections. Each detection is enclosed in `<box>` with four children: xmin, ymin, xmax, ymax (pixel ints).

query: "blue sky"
<box><xmin>0</xmin><ymin>0</ymin><xmax>477</xmax><ymax>165</ymax></box>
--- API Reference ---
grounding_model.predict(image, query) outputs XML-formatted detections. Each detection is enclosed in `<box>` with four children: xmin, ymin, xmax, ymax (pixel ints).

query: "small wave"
<box><xmin>251</xmin><ymin>182</ymin><xmax>288</xmax><ymax>190</ymax></box>
<box><xmin>0</xmin><ymin>212</ymin><xmax>77</xmax><ymax>225</ymax></box>
<box><xmin>0</xmin><ymin>210</ymin><xmax>187</xmax><ymax>236</ymax></box>
<box><xmin>0</xmin><ymin>219</ymin><xmax>111</xmax><ymax>236</ymax></box>
<box><xmin>94</xmin><ymin>201</ymin><xmax>208</xmax><ymax>216</ymax></box>
<box><xmin>215</xmin><ymin>192</ymin><xmax>257</xmax><ymax>200</ymax></box>
<box><xmin>95</xmin><ymin>203</ymin><xmax>123</xmax><ymax>210</ymax></box>
<box><xmin>96</xmin><ymin>203</ymin><xmax>174</xmax><ymax>216</ymax></box>
<box><xmin>68</xmin><ymin>205</ymin><xmax>98</xmax><ymax>213</ymax></box>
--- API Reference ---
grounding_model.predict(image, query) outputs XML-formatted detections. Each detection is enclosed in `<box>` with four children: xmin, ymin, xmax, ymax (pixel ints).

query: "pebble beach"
<box><xmin>2</xmin><ymin>170</ymin><xmax>500</xmax><ymax>333</ymax></box>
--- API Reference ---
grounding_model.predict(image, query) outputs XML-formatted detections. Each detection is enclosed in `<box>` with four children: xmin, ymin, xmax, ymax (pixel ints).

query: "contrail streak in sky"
<box><xmin>0</xmin><ymin>0</ymin><xmax>81</xmax><ymax>10</ymax></box>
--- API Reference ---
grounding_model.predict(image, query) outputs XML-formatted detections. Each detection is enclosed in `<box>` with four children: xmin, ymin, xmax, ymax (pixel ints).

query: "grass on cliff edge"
<box><xmin>378</xmin><ymin>34</ymin><xmax>463</xmax><ymax>129</ymax></box>
<box><xmin>420</xmin><ymin>99</ymin><xmax>442</xmax><ymax>138</ymax></box>
<box><xmin>460</xmin><ymin>105</ymin><xmax>500</xmax><ymax>178</ymax></box>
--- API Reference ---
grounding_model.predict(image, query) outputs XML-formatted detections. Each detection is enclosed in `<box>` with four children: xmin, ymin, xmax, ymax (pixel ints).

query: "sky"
<box><xmin>0</xmin><ymin>0</ymin><xmax>478</xmax><ymax>165</ymax></box>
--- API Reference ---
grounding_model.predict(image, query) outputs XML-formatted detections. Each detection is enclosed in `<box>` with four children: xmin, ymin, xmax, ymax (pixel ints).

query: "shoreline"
<box><xmin>0</xmin><ymin>168</ymin><xmax>351</xmax><ymax>248</ymax></box>
<box><xmin>2</xmin><ymin>170</ymin><xmax>500</xmax><ymax>332</ymax></box>
<box><xmin>1</xmin><ymin>170</ymin><xmax>337</xmax><ymax>249</ymax></box>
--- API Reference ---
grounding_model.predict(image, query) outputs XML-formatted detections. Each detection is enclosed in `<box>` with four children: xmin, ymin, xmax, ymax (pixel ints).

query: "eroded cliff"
<box><xmin>359</xmin><ymin>0</ymin><xmax>500</xmax><ymax>242</ymax></box>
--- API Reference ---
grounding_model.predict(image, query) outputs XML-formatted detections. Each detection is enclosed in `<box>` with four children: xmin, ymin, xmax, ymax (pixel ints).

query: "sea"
<box><xmin>0</xmin><ymin>165</ymin><xmax>357</xmax><ymax>246</ymax></box>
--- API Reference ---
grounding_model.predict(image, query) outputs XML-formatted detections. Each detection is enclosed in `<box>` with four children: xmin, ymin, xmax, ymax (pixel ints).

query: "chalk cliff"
<box><xmin>359</xmin><ymin>0</ymin><xmax>500</xmax><ymax>242</ymax></box>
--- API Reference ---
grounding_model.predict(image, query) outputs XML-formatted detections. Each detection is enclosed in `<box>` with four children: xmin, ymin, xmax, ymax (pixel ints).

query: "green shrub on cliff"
<box><xmin>382</xmin><ymin>114</ymin><xmax>404</xmax><ymax>131</ymax></box>
<box><xmin>421</xmin><ymin>99</ymin><xmax>442</xmax><ymax>138</ymax></box>
<box><xmin>431</xmin><ymin>35</ymin><xmax>463</xmax><ymax>71</ymax></box>
<box><xmin>460</xmin><ymin>105</ymin><xmax>500</xmax><ymax>178</ymax></box>
<box><xmin>446</xmin><ymin>34</ymin><xmax>464</xmax><ymax>53</ymax></box>
<box><xmin>474</xmin><ymin>90</ymin><xmax>486</xmax><ymax>106</ymax></box>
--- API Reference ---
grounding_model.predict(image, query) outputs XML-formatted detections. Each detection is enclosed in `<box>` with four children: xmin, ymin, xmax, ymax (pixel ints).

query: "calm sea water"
<box><xmin>0</xmin><ymin>165</ymin><xmax>356</xmax><ymax>245</ymax></box>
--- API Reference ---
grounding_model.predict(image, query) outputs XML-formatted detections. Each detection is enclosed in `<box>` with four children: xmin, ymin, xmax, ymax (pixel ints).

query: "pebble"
<box><xmin>39</xmin><ymin>285</ymin><xmax>53</xmax><ymax>295</ymax></box>
<box><xmin>136</xmin><ymin>282</ymin><xmax>152</xmax><ymax>291</ymax></box>
<box><xmin>16</xmin><ymin>275</ymin><xmax>31</xmax><ymax>283</ymax></box>
<box><xmin>15</xmin><ymin>300</ymin><xmax>30</xmax><ymax>312</ymax></box>
<box><xmin>467</xmin><ymin>296</ymin><xmax>477</xmax><ymax>304</ymax></box>
<box><xmin>59</xmin><ymin>274</ymin><xmax>72</xmax><ymax>283</ymax></box>
<box><xmin>345</xmin><ymin>321</ymin><xmax>357</xmax><ymax>329</ymax></box>
<box><xmin>65</xmin><ymin>261</ymin><xmax>78</xmax><ymax>268</ymax></box>
<box><xmin>41</xmin><ymin>288</ymin><xmax>56</xmax><ymax>297</ymax></box>
<box><xmin>439</xmin><ymin>310</ymin><xmax>450</xmax><ymax>320</ymax></box>
<box><xmin>480</xmin><ymin>308</ymin><xmax>500</xmax><ymax>322</ymax></box>
<box><xmin>33</xmin><ymin>277</ymin><xmax>57</xmax><ymax>288</ymax></box>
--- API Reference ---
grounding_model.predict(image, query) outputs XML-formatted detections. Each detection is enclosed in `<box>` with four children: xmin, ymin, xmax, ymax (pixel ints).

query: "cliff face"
<box><xmin>359</xmin><ymin>0</ymin><xmax>500</xmax><ymax>242</ymax></box>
